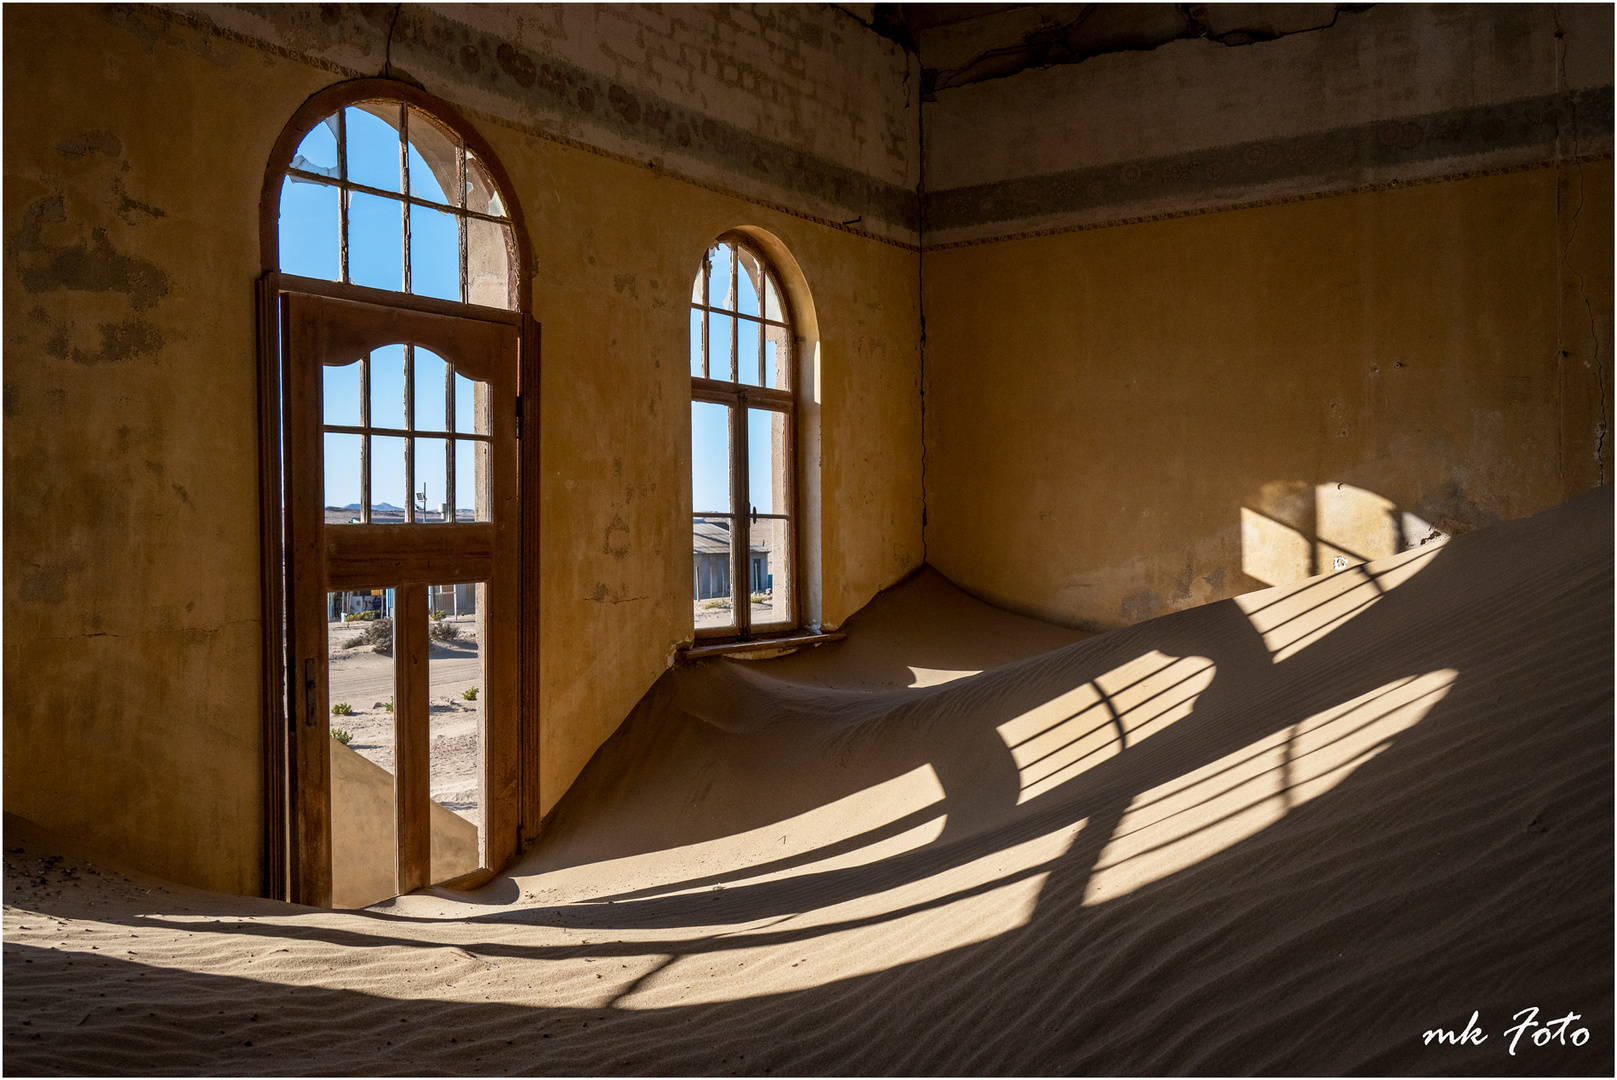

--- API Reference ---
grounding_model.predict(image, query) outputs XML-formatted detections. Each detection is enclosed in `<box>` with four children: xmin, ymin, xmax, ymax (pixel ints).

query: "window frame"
<box><xmin>256</xmin><ymin>79</ymin><xmax>541</xmax><ymax>903</ymax></box>
<box><xmin>690</xmin><ymin>233</ymin><xmax>799</xmax><ymax>642</ymax></box>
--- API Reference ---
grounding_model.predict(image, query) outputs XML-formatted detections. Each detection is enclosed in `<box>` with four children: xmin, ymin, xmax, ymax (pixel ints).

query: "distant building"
<box><xmin>693</xmin><ymin>519</ymin><xmax>770</xmax><ymax>601</ymax></box>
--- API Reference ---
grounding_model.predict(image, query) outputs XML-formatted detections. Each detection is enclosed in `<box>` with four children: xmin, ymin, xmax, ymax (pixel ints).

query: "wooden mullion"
<box><xmin>394</xmin><ymin>583</ymin><xmax>431</xmax><ymax>895</ymax></box>
<box><xmin>731</xmin><ymin>395</ymin><xmax>750</xmax><ymax>638</ymax></box>
<box><xmin>273</xmin><ymin>273</ymin><xmax>523</xmax><ymax>326</ymax></box>
<box><xmin>519</xmin><ymin>315</ymin><xmax>542</xmax><ymax>847</ymax></box>
<box><xmin>692</xmin><ymin>377</ymin><xmax>791</xmax><ymax>408</ymax></box>
<box><xmin>256</xmin><ymin>277</ymin><xmax>289</xmax><ymax>900</ymax></box>
<box><xmin>284</xmin><ymin>294</ymin><xmax>333</xmax><ymax>909</ymax></box>
<box><xmin>404</xmin><ymin>344</ymin><xmax>416</xmax><ymax>524</ymax></box>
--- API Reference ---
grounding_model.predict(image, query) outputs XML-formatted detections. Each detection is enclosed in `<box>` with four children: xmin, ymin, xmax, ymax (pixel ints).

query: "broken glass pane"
<box><xmin>465</xmin><ymin>151</ymin><xmax>505</xmax><ymax>217</ymax></box>
<box><xmin>349</xmin><ymin>191</ymin><xmax>405</xmax><ymax>292</ymax></box>
<box><xmin>278</xmin><ymin>177</ymin><xmax>339</xmax><ymax>281</ymax></box>
<box><xmin>706</xmin><ymin>245</ymin><xmax>731</xmax><ymax>311</ymax></box>
<box><xmin>735</xmin><ymin>247</ymin><xmax>762</xmax><ymax>317</ymax></box>
<box><xmin>405</xmin><ymin>108</ymin><xmax>456</xmax><ymax>206</ymax></box>
<box><xmin>292</xmin><ymin>116</ymin><xmax>340</xmax><ymax>178</ymax></box>
<box><xmin>765</xmin><ymin>324</ymin><xmax>789</xmax><ymax>389</ymax></box>
<box><xmin>764</xmin><ymin>272</ymin><xmax>784</xmax><ymax>322</ymax></box>
<box><xmin>323</xmin><ymin>359</ymin><xmax>361</xmax><ymax>427</ymax></box>
<box><xmin>466</xmin><ymin>218</ymin><xmax>511</xmax><ymax>308</ymax></box>
<box><xmin>346</xmin><ymin>104</ymin><xmax>402</xmax><ymax>193</ymax></box>
<box><xmin>410</xmin><ymin>204</ymin><xmax>459</xmax><ymax>302</ymax></box>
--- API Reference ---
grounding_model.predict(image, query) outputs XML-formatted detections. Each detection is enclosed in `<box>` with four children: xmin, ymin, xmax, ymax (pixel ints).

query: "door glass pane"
<box><xmin>345</xmin><ymin>105</ymin><xmax>402</xmax><ymax>193</ymax></box>
<box><xmin>328</xmin><ymin>588</ymin><xmax>398</xmax><ymax>909</ymax></box>
<box><xmin>278</xmin><ymin>177</ymin><xmax>339</xmax><ymax>281</ymax></box>
<box><xmin>349</xmin><ymin>192</ymin><xmax>404</xmax><ymax>292</ymax></box>
<box><xmin>427</xmin><ymin>583</ymin><xmax>483</xmax><ymax>878</ymax></box>
<box><xmin>747</xmin><ymin>407</ymin><xmax>789</xmax><ymax>515</ymax></box>
<box><xmin>323</xmin><ymin>361</ymin><xmax>361</xmax><ymax>427</ymax></box>
<box><xmin>414</xmin><ymin>349</ymin><xmax>449</xmax><ymax>432</ymax></box>
<box><xmin>415</xmin><ymin>437</ymin><xmax>449</xmax><ymax>522</ymax></box>
<box><xmin>691</xmin><ymin>401</ymin><xmax>731</xmax><ymax>513</ymax></box>
<box><xmin>372</xmin><ymin>435</ymin><xmax>407</xmax><ymax>522</ymax></box>
<box><xmin>324</xmin><ymin>432</ymin><xmax>363</xmax><ymax>524</ymax></box>
<box><xmin>410</xmin><ymin>204</ymin><xmax>459</xmax><ymax>302</ymax></box>
<box><xmin>455</xmin><ymin>439</ymin><xmax>490</xmax><ymax>522</ymax></box>
<box><xmin>693</xmin><ymin>516</ymin><xmax>736</xmax><ymax>632</ymax></box>
<box><xmin>370</xmin><ymin>344</ymin><xmax>407</xmax><ymax>430</ymax></box>
<box><xmin>748</xmin><ymin>518</ymin><xmax>793</xmax><ymax>627</ymax></box>
<box><xmin>738</xmin><ymin>318</ymin><xmax>761</xmax><ymax>386</ymax></box>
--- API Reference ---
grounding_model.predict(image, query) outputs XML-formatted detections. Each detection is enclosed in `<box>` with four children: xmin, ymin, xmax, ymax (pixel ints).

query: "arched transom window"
<box><xmin>277</xmin><ymin>101</ymin><xmax>516</xmax><ymax>309</ymax></box>
<box><xmin>690</xmin><ymin>236</ymin><xmax>796</xmax><ymax>639</ymax></box>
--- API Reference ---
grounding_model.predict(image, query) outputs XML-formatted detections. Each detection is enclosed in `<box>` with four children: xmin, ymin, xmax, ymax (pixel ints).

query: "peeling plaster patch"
<box><xmin>29</xmin><ymin>309</ymin><xmax>163</xmax><ymax>366</ymax></box>
<box><xmin>1167</xmin><ymin>562</ymin><xmax>1195</xmax><ymax>603</ymax></box>
<box><xmin>1120</xmin><ymin>589</ymin><xmax>1160</xmax><ymax>622</ymax></box>
<box><xmin>1201</xmin><ymin>565</ymin><xmax>1227</xmax><ymax>592</ymax></box>
<box><xmin>55</xmin><ymin>131</ymin><xmax>123</xmax><ymax>159</ymax></box>
<box><xmin>111</xmin><ymin>177</ymin><xmax>166</xmax><ymax>223</ymax></box>
<box><xmin>11</xmin><ymin>195</ymin><xmax>170</xmax><ymax>311</ymax></box>
<box><xmin>587</xmin><ymin>583</ymin><xmax>647</xmax><ymax>604</ymax></box>
<box><xmin>602</xmin><ymin>513</ymin><xmax>631</xmax><ymax>558</ymax></box>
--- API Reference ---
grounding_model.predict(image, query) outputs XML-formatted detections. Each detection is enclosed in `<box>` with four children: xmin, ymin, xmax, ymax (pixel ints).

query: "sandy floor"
<box><xmin>4</xmin><ymin>488</ymin><xmax>1611</xmax><ymax>1074</ymax></box>
<box><xmin>328</xmin><ymin>615</ymin><xmax>482</xmax><ymax>822</ymax></box>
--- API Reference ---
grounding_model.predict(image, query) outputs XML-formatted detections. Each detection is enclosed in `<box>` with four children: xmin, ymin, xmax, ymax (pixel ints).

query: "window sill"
<box><xmin>678</xmin><ymin>631</ymin><xmax>845</xmax><ymax>662</ymax></box>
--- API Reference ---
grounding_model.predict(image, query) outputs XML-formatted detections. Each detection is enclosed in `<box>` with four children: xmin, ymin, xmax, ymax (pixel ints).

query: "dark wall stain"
<box><xmin>11</xmin><ymin>194</ymin><xmax>170</xmax><ymax>311</ymax></box>
<box><xmin>1120</xmin><ymin>589</ymin><xmax>1160</xmax><ymax>622</ymax></box>
<box><xmin>55</xmin><ymin>131</ymin><xmax>123</xmax><ymax>159</ymax></box>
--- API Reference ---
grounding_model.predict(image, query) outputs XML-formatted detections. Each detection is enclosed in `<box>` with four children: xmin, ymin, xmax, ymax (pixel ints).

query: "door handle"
<box><xmin>304</xmin><ymin>658</ymin><xmax>317</xmax><ymax>727</ymax></box>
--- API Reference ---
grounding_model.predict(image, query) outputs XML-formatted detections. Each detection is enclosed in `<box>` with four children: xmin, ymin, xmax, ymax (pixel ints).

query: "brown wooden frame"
<box><xmin>258</xmin><ymin>79</ymin><xmax>539</xmax><ymax>903</ymax></box>
<box><xmin>689</xmin><ymin>233</ymin><xmax>800</xmax><ymax>643</ymax></box>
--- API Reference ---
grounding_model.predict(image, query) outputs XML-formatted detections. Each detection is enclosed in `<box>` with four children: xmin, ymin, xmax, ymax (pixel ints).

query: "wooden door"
<box><xmin>281</xmin><ymin>291</ymin><xmax>520</xmax><ymax>907</ymax></box>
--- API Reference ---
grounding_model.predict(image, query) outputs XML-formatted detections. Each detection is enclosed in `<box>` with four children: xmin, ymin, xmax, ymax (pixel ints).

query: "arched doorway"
<box><xmin>257</xmin><ymin>80</ymin><xmax>539</xmax><ymax>906</ymax></box>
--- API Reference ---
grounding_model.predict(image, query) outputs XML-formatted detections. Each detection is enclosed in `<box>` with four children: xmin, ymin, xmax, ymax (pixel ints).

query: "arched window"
<box><xmin>275</xmin><ymin>98</ymin><xmax>517</xmax><ymax>308</ymax></box>
<box><xmin>258</xmin><ymin>81</ymin><xmax>535</xmax><ymax>908</ymax></box>
<box><xmin>690</xmin><ymin>235</ymin><xmax>797</xmax><ymax>639</ymax></box>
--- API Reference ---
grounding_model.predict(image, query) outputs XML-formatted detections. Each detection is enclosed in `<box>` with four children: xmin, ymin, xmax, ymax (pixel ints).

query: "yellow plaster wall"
<box><xmin>2</xmin><ymin>7</ymin><xmax>922</xmax><ymax>889</ymax></box>
<box><xmin>922</xmin><ymin>165</ymin><xmax>1613</xmax><ymax>631</ymax></box>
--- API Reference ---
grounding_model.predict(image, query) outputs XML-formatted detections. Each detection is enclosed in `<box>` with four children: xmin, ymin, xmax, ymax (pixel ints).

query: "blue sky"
<box><xmin>281</xmin><ymin>112</ymin><xmax>783</xmax><ymax>525</ymax></box>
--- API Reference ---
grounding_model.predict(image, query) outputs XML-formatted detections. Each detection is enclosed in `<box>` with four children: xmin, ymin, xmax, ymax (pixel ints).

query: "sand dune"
<box><xmin>5</xmin><ymin>488</ymin><xmax>1611</xmax><ymax>1074</ymax></box>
